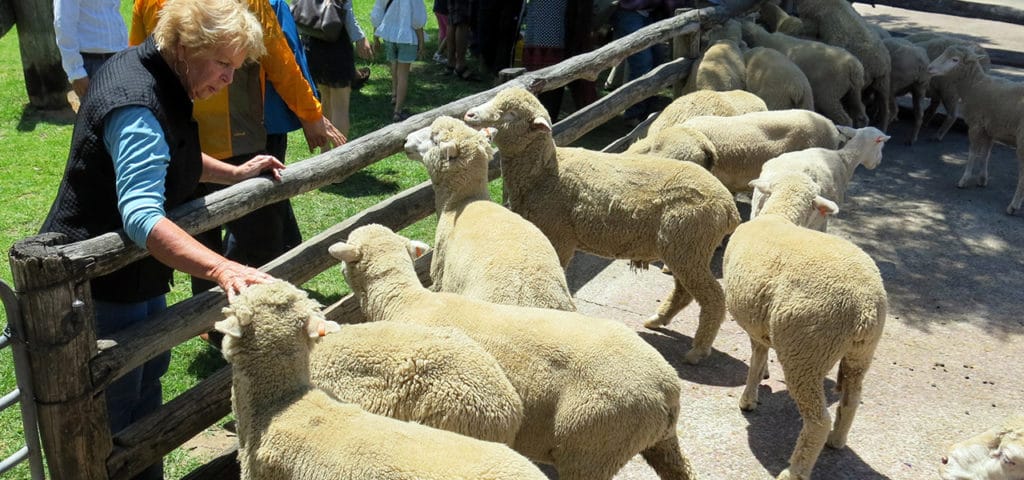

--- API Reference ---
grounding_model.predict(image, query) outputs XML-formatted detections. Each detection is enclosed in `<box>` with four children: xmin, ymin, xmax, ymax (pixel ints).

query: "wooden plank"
<box><xmin>107</xmin><ymin>368</ymin><xmax>232</xmax><ymax>480</ymax></box>
<box><xmin>864</xmin><ymin>0</ymin><xmax>1024</xmax><ymax>25</ymax></box>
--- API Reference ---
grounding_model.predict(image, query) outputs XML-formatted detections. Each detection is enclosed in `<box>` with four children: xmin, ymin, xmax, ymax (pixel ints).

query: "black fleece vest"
<box><xmin>41</xmin><ymin>37</ymin><xmax>202</xmax><ymax>303</ymax></box>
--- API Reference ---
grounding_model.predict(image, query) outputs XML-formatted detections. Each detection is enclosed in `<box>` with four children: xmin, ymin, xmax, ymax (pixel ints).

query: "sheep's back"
<box><xmin>958</xmin><ymin>75</ymin><xmax>1024</xmax><ymax>145</ymax></box>
<box><xmin>650</xmin><ymin>90</ymin><xmax>767</xmax><ymax>135</ymax></box>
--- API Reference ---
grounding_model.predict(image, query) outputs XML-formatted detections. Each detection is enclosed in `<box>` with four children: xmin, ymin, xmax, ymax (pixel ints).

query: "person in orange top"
<box><xmin>130</xmin><ymin>0</ymin><xmax>345</xmax><ymax>158</ymax></box>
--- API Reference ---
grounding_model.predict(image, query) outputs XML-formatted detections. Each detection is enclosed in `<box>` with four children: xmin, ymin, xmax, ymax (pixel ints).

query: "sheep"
<box><xmin>753</xmin><ymin>126</ymin><xmax>890</xmax><ymax>231</ymax></box>
<box><xmin>463</xmin><ymin>87</ymin><xmax>742</xmax><ymax>364</ymax></box>
<box><xmin>215</xmin><ymin>281</ymin><xmax>547</xmax><ymax>480</ymax></box>
<box><xmin>927</xmin><ymin>44</ymin><xmax>1024</xmax><ymax>214</ymax></box>
<box><xmin>308</xmin><ymin>321</ymin><xmax>524</xmax><ymax>444</ymax></box>
<box><xmin>794</xmin><ymin>0</ymin><xmax>893</xmax><ymax>131</ymax></box>
<box><xmin>866</xmin><ymin>23</ymin><xmax>891</xmax><ymax>40</ymax></box>
<box><xmin>758</xmin><ymin>1</ymin><xmax>804</xmax><ymax>36</ymax></box>
<box><xmin>630</xmin><ymin>109</ymin><xmax>857</xmax><ymax>194</ymax></box>
<box><xmin>741</xmin><ymin>21</ymin><xmax>868</xmax><ymax>128</ymax></box>
<box><xmin>329</xmin><ymin>224</ymin><xmax>698</xmax><ymax>480</ymax></box>
<box><xmin>646</xmin><ymin>89</ymin><xmax>767</xmax><ymax>137</ymax></box>
<box><xmin>940</xmin><ymin>414</ymin><xmax>1024</xmax><ymax>480</ymax></box>
<box><xmin>911</xmin><ymin>34</ymin><xmax>991</xmax><ymax>141</ymax></box>
<box><xmin>404</xmin><ymin>116</ymin><xmax>575</xmax><ymax>311</ymax></box>
<box><xmin>723</xmin><ymin>172</ymin><xmax>887</xmax><ymax>480</ymax></box>
<box><xmin>683</xmin><ymin>20</ymin><xmax>747</xmax><ymax>94</ymax></box>
<box><xmin>743</xmin><ymin>46</ymin><xmax>815</xmax><ymax>111</ymax></box>
<box><xmin>882</xmin><ymin>37</ymin><xmax>931</xmax><ymax>145</ymax></box>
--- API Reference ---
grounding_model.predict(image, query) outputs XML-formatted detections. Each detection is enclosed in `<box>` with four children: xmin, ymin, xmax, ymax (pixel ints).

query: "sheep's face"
<box><xmin>928</xmin><ymin>45</ymin><xmax>982</xmax><ymax>77</ymax></box>
<box><xmin>940</xmin><ymin>420</ymin><xmax>1024</xmax><ymax>480</ymax></box>
<box><xmin>751</xmin><ymin>172</ymin><xmax>838</xmax><ymax>227</ymax></box>
<box><xmin>328</xmin><ymin>225</ymin><xmax>429</xmax><ymax>302</ymax></box>
<box><xmin>464</xmin><ymin>87</ymin><xmax>552</xmax><ymax>145</ymax></box>
<box><xmin>405</xmin><ymin>116</ymin><xmax>495</xmax><ymax>185</ymax></box>
<box><xmin>215</xmin><ymin>281</ymin><xmax>339</xmax><ymax>363</ymax></box>
<box><xmin>850</xmin><ymin>126</ymin><xmax>890</xmax><ymax>170</ymax></box>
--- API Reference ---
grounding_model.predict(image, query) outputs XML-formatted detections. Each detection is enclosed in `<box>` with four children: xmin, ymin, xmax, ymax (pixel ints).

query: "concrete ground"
<box><xmin>561</xmin><ymin>6</ymin><xmax>1024</xmax><ymax>474</ymax></box>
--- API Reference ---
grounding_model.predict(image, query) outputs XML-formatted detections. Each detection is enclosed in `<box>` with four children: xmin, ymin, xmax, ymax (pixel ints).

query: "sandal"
<box><xmin>455</xmin><ymin>66</ymin><xmax>482</xmax><ymax>82</ymax></box>
<box><xmin>392</xmin><ymin>109</ymin><xmax>411</xmax><ymax>122</ymax></box>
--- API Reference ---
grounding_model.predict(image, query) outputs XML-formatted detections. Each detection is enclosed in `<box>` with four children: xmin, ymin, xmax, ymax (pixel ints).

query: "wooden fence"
<box><xmin>5</xmin><ymin>0</ymin><xmax>1024</xmax><ymax>477</ymax></box>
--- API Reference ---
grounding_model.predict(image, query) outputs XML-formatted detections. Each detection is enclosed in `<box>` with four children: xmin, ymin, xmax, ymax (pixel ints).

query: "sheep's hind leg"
<box><xmin>776</xmin><ymin>362</ymin><xmax>832</xmax><ymax>480</ymax></box>
<box><xmin>640</xmin><ymin>435</ymin><xmax>698</xmax><ymax>480</ymax></box>
<box><xmin>959</xmin><ymin>130</ymin><xmax>993</xmax><ymax>188</ymax></box>
<box><xmin>827</xmin><ymin>349</ymin><xmax>874</xmax><ymax>449</ymax></box>
<box><xmin>816</xmin><ymin>96</ymin><xmax>854</xmax><ymax>128</ymax></box>
<box><xmin>1007</xmin><ymin>149</ymin><xmax>1024</xmax><ymax>215</ymax></box>
<box><xmin>934</xmin><ymin>93</ymin><xmax>959</xmax><ymax>142</ymax></box>
<box><xmin>644</xmin><ymin>276</ymin><xmax>692</xmax><ymax>329</ymax></box>
<box><xmin>739</xmin><ymin>339</ymin><xmax>770</xmax><ymax>411</ymax></box>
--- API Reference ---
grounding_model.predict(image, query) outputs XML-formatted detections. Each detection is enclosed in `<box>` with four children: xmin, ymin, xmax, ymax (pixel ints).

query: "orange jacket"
<box><xmin>130</xmin><ymin>0</ymin><xmax>322</xmax><ymax>159</ymax></box>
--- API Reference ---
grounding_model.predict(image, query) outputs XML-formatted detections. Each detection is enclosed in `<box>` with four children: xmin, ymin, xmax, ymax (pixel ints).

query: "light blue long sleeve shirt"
<box><xmin>104</xmin><ymin>106</ymin><xmax>170</xmax><ymax>248</ymax></box>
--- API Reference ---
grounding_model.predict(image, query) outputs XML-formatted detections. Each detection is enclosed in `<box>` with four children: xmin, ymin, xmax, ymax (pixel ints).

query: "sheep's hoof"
<box><xmin>683</xmin><ymin>348</ymin><xmax>709</xmax><ymax>365</ymax></box>
<box><xmin>978</xmin><ymin>177</ymin><xmax>988</xmax><ymax>187</ymax></box>
<box><xmin>1006</xmin><ymin>205</ymin><xmax>1018</xmax><ymax>215</ymax></box>
<box><xmin>660</xmin><ymin>265</ymin><xmax>673</xmax><ymax>275</ymax></box>
<box><xmin>643</xmin><ymin>315</ymin><xmax>669</xmax><ymax>329</ymax></box>
<box><xmin>738</xmin><ymin>397</ymin><xmax>758</xmax><ymax>412</ymax></box>
<box><xmin>956</xmin><ymin>179</ymin><xmax>970</xmax><ymax>189</ymax></box>
<box><xmin>826</xmin><ymin>431</ymin><xmax>848</xmax><ymax>449</ymax></box>
<box><xmin>776</xmin><ymin>469</ymin><xmax>802</xmax><ymax>480</ymax></box>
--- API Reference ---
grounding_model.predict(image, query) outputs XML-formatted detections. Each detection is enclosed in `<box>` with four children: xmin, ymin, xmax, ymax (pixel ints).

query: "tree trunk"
<box><xmin>864</xmin><ymin>0</ymin><xmax>1024</xmax><ymax>26</ymax></box>
<box><xmin>10</xmin><ymin>0</ymin><xmax>69</xmax><ymax>109</ymax></box>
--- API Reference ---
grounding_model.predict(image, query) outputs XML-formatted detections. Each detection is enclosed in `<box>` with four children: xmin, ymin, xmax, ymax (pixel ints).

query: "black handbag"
<box><xmin>291</xmin><ymin>0</ymin><xmax>346</xmax><ymax>42</ymax></box>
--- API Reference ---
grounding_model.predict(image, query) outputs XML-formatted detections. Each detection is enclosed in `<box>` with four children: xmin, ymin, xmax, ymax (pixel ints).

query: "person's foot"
<box><xmin>454</xmin><ymin>66</ymin><xmax>481</xmax><ymax>82</ymax></box>
<box><xmin>432</xmin><ymin>52</ymin><xmax>448</xmax><ymax>65</ymax></box>
<box><xmin>393</xmin><ymin>109</ymin><xmax>411</xmax><ymax>122</ymax></box>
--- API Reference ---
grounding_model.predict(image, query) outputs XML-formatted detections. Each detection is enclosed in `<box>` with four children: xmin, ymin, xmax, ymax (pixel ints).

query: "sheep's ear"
<box><xmin>836</xmin><ymin>125</ymin><xmax>858</xmax><ymax>140</ymax></box>
<box><xmin>531</xmin><ymin>116</ymin><xmax>552</xmax><ymax>132</ymax></box>
<box><xmin>407</xmin><ymin>240</ymin><xmax>430</xmax><ymax>259</ymax></box>
<box><xmin>440</xmin><ymin>141</ymin><xmax>459</xmax><ymax>160</ymax></box>
<box><xmin>309</xmin><ymin>317</ymin><xmax>342</xmax><ymax>338</ymax></box>
<box><xmin>214</xmin><ymin>317</ymin><xmax>243</xmax><ymax>338</ymax></box>
<box><xmin>328</xmin><ymin>242</ymin><xmax>362</xmax><ymax>263</ymax></box>
<box><xmin>876</xmin><ymin>135</ymin><xmax>891</xmax><ymax>144</ymax></box>
<box><xmin>749</xmin><ymin>178</ymin><xmax>772</xmax><ymax>195</ymax></box>
<box><xmin>813</xmin><ymin>196</ymin><xmax>840</xmax><ymax>217</ymax></box>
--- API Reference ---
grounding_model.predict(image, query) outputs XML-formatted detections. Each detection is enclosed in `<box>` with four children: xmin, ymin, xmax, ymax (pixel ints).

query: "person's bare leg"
<box><xmin>454</xmin><ymin>24</ymin><xmax>470</xmax><ymax>72</ymax></box>
<box><xmin>319</xmin><ymin>83</ymin><xmax>352</xmax><ymax>137</ymax></box>
<box><xmin>394</xmin><ymin>61</ymin><xmax>411</xmax><ymax>115</ymax></box>
<box><xmin>390</xmin><ymin>61</ymin><xmax>398</xmax><ymax>105</ymax></box>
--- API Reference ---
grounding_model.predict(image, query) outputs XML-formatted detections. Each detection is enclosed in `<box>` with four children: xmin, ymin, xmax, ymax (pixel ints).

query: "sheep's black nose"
<box><xmin>941</xmin><ymin>456</ymin><xmax>948</xmax><ymax>465</ymax></box>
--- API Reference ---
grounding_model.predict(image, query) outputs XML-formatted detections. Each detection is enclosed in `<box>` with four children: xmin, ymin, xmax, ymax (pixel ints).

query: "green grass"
<box><xmin>0</xmin><ymin>1</ymin><xmax>503</xmax><ymax>477</ymax></box>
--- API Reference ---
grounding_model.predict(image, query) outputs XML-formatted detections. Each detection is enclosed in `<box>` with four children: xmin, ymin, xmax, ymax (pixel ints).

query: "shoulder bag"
<box><xmin>291</xmin><ymin>0</ymin><xmax>346</xmax><ymax>42</ymax></box>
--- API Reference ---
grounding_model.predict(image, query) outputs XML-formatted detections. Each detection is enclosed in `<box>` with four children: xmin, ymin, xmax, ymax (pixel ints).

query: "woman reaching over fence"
<box><xmin>38</xmin><ymin>0</ymin><xmax>277</xmax><ymax>477</ymax></box>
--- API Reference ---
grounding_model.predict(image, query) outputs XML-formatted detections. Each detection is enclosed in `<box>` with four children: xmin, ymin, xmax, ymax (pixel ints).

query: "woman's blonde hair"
<box><xmin>153</xmin><ymin>0</ymin><xmax>266</xmax><ymax>62</ymax></box>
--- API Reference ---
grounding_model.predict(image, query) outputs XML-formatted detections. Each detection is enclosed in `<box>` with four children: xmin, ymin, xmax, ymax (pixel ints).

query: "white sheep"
<box><xmin>741</xmin><ymin>21</ymin><xmax>868</xmax><ymax>127</ymax></box>
<box><xmin>464</xmin><ymin>87</ymin><xmax>742</xmax><ymax>364</ymax></box>
<box><xmin>630</xmin><ymin>109</ymin><xmax>856</xmax><ymax>194</ymax></box>
<box><xmin>794</xmin><ymin>0</ymin><xmax>893</xmax><ymax>131</ymax></box>
<box><xmin>723</xmin><ymin>172</ymin><xmax>888</xmax><ymax>480</ymax></box>
<box><xmin>309</xmin><ymin>321</ymin><xmax>524</xmax><ymax>444</ymax></box>
<box><xmin>882</xmin><ymin>37</ymin><xmax>931</xmax><ymax>145</ymax></box>
<box><xmin>646</xmin><ymin>89</ymin><xmax>768</xmax><ymax>137</ymax></box>
<box><xmin>910</xmin><ymin>34</ymin><xmax>991</xmax><ymax>142</ymax></box>
<box><xmin>940</xmin><ymin>414</ymin><xmax>1024</xmax><ymax>480</ymax></box>
<box><xmin>683</xmin><ymin>21</ymin><xmax>747</xmax><ymax>94</ymax></box>
<box><xmin>744</xmin><ymin>46</ymin><xmax>815</xmax><ymax>111</ymax></box>
<box><xmin>215</xmin><ymin>281</ymin><xmax>547</xmax><ymax>480</ymax></box>
<box><xmin>753</xmin><ymin>126</ymin><xmax>890</xmax><ymax>231</ymax></box>
<box><xmin>404</xmin><ymin>116</ymin><xmax>575</xmax><ymax>311</ymax></box>
<box><xmin>927</xmin><ymin>44</ymin><xmax>1024</xmax><ymax>214</ymax></box>
<box><xmin>758</xmin><ymin>1</ymin><xmax>804</xmax><ymax>36</ymax></box>
<box><xmin>329</xmin><ymin>224</ymin><xmax>698</xmax><ymax>480</ymax></box>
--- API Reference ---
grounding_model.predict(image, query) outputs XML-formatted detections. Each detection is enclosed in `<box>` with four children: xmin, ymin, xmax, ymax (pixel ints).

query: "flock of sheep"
<box><xmin>208</xmin><ymin>0</ymin><xmax>1023</xmax><ymax>479</ymax></box>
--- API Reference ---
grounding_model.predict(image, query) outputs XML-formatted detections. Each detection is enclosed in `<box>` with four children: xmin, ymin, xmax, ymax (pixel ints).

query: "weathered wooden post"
<box><xmin>672</xmin><ymin>7</ymin><xmax>700</xmax><ymax>98</ymax></box>
<box><xmin>8</xmin><ymin>233</ymin><xmax>111</xmax><ymax>479</ymax></box>
<box><xmin>7</xmin><ymin>0</ymin><xmax>69</xmax><ymax>109</ymax></box>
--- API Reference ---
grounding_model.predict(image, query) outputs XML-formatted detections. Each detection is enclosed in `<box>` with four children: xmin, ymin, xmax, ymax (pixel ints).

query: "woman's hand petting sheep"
<box><xmin>208</xmin><ymin>259</ymin><xmax>275</xmax><ymax>301</ymax></box>
<box><xmin>301</xmin><ymin>115</ymin><xmax>347</xmax><ymax>153</ymax></box>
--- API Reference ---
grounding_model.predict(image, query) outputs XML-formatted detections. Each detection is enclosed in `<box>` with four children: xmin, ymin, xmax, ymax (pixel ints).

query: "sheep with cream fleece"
<box><xmin>753</xmin><ymin>126</ymin><xmax>890</xmax><ymax>231</ymax></box>
<box><xmin>646</xmin><ymin>89</ymin><xmax>767</xmax><ymax>137</ymax></box>
<box><xmin>216</xmin><ymin>281</ymin><xmax>547</xmax><ymax>480</ymax></box>
<box><xmin>309</xmin><ymin>320</ymin><xmax>524</xmax><ymax>444</ymax></box>
<box><xmin>882</xmin><ymin>37</ymin><xmax>931</xmax><ymax>145</ymax></box>
<box><xmin>927</xmin><ymin>43</ymin><xmax>1024</xmax><ymax>215</ymax></box>
<box><xmin>744</xmin><ymin>46</ymin><xmax>815</xmax><ymax>111</ymax></box>
<box><xmin>723</xmin><ymin>172</ymin><xmax>887</xmax><ymax>480</ymax></box>
<box><xmin>940</xmin><ymin>414</ymin><xmax>1024</xmax><ymax>480</ymax></box>
<box><xmin>404</xmin><ymin>116</ymin><xmax>575</xmax><ymax>311</ymax></box>
<box><xmin>741</xmin><ymin>21</ymin><xmax>868</xmax><ymax>128</ymax></box>
<box><xmin>910</xmin><ymin>34</ymin><xmax>991</xmax><ymax>142</ymax></box>
<box><xmin>631</xmin><ymin>109</ymin><xmax>856</xmax><ymax>194</ymax></box>
<box><xmin>330</xmin><ymin>224</ymin><xmax>698</xmax><ymax>480</ymax></box>
<box><xmin>463</xmin><ymin>87</ymin><xmax>741</xmax><ymax>364</ymax></box>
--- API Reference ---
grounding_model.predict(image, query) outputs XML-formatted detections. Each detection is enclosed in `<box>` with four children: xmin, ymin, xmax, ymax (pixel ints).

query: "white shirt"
<box><xmin>53</xmin><ymin>0</ymin><xmax>128</xmax><ymax>81</ymax></box>
<box><xmin>370</xmin><ymin>0</ymin><xmax>428</xmax><ymax>45</ymax></box>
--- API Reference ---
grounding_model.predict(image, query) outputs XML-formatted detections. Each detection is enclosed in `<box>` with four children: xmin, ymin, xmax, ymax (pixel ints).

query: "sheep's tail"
<box><xmin>640</xmin><ymin>435</ymin><xmax>698</xmax><ymax>480</ymax></box>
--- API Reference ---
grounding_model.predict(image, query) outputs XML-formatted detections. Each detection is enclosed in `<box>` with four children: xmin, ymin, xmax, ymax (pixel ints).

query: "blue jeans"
<box><xmin>95</xmin><ymin>296</ymin><xmax>170</xmax><ymax>480</ymax></box>
<box><xmin>613</xmin><ymin>8</ymin><xmax>657</xmax><ymax>120</ymax></box>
